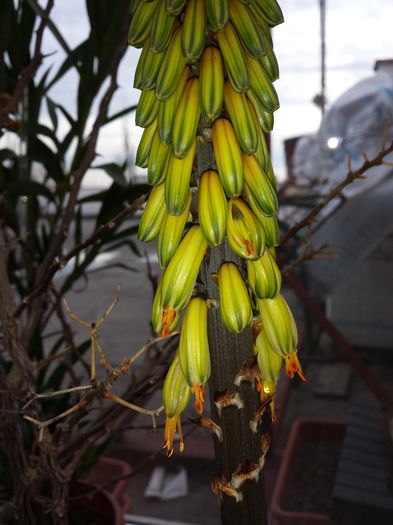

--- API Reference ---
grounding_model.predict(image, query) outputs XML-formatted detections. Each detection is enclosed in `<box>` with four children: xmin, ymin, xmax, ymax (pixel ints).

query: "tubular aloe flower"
<box><xmin>226</xmin><ymin>198</ymin><xmax>265</xmax><ymax>260</ymax></box>
<box><xmin>179</xmin><ymin>297</ymin><xmax>211</xmax><ymax>414</ymax></box>
<box><xmin>159</xmin><ymin>225</ymin><xmax>208</xmax><ymax>337</ymax></box>
<box><xmin>243</xmin><ymin>183</ymin><xmax>280</xmax><ymax>247</ymax></box>
<box><xmin>157</xmin><ymin>193</ymin><xmax>191</xmax><ymax>268</ymax></box>
<box><xmin>163</xmin><ymin>353</ymin><xmax>191</xmax><ymax>456</ymax></box>
<box><xmin>151</xmin><ymin>277</ymin><xmax>180</xmax><ymax>336</ymax></box>
<box><xmin>218</xmin><ymin>262</ymin><xmax>252</xmax><ymax>333</ymax></box>
<box><xmin>247</xmin><ymin>247</ymin><xmax>281</xmax><ymax>299</ymax></box>
<box><xmin>257</xmin><ymin>294</ymin><xmax>306</xmax><ymax>381</ymax></box>
<box><xmin>198</xmin><ymin>170</ymin><xmax>227</xmax><ymax>247</ymax></box>
<box><xmin>254</xmin><ymin>328</ymin><xmax>283</xmax><ymax>418</ymax></box>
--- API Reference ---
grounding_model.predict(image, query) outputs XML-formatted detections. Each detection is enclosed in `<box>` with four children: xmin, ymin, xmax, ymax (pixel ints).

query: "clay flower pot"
<box><xmin>271</xmin><ymin>419</ymin><xmax>346</xmax><ymax>525</ymax></box>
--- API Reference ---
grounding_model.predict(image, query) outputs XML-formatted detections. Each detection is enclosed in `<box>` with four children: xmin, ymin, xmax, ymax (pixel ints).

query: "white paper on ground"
<box><xmin>144</xmin><ymin>466</ymin><xmax>188</xmax><ymax>501</ymax></box>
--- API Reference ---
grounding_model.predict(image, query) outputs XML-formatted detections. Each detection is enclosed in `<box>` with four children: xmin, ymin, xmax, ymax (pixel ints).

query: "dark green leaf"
<box><xmin>88</xmin><ymin>262</ymin><xmax>138</xmax><ymax>274</ymax></box>
<box><xmin>0</xmin><ymin>148</ymin><xmax>17</xmax><ymax>163</ymax></box>
<box><xmin>6</xmin><ymin>180</ymin><xmax>54</xmax><ymax>201</ymax></box>
<box><xmin>46</xmin><ymin>96</ymin><xmax>58</xmax><ymax>131</ymax></box>
<box><xmin>104</xmin><ymin>104</ymin><xmax>137</xmax><ymax>126</ymax></box>
<box><xmin>101</xmin><ymin>239</ymin><xmax>141</xmax><ymax>258</ymax></box>
<box><xmin>25</xmin><ymin>0</ymin><xmax>72</xmax><ymax>57</ymax></box>
<box><xmin>92</xmin><ymin>163</ymin><xmax>127</xmax><ymax>187</ymax></box>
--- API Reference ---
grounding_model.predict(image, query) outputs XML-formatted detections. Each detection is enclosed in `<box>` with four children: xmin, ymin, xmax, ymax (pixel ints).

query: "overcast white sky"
<box><xmin>33</xmin><ymin>0</ymin><xmax>393</xmax><ymax>184</ymax></box>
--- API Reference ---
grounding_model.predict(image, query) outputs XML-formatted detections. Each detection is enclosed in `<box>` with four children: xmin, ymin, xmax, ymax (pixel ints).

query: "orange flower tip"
<box><xmin>285</xmin><ymin>353</ymin><xmax>306</xmax><ymax>382</ymax></box>
<box><xmin>256</xmin><ymin>381</ymin><xmax>263</xmax><ymax>393</ymax></box>
<box><xmin>195</xmin><ymin>399</ymin><xmax>203</xmax><ymax>415</ymax></box>
<box><xmin>245</xmin><ymin>240</ymin><xmax>257</xmax><ymax>258</ymax></box>
<box><xmin>192</xmin><ymin>384</ymin><xmax>205</xmax><ymax>415</ymax></box>
<box><xmin>161</xmin><ymin>308</ymin><xmax>177</xmax><ymax>338</ymax></box>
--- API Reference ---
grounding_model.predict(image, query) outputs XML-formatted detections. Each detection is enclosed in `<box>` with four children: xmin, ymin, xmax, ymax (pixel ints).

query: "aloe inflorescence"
<box><xmin>130</xmin><ymin>0</ymin><xmax>305</xmax><ymax>456</ymax></box>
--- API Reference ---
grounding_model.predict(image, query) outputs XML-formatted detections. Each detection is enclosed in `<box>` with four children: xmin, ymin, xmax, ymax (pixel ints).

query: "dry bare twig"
<box><xmin>281</xmin><ymin>133</ymin><xmax>393</xmax><ymax>245</ymax></box>
<box><xmin>22</xmin><ymin>288</ymin><xmax>180</xmax><ymax>438</ymax></box>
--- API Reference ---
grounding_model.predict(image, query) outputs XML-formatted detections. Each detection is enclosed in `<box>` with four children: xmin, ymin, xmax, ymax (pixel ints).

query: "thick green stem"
<box><xmin>197</xmin><ymin>133</ymin><xmax>269</xmax><ymax>525</ymax></box>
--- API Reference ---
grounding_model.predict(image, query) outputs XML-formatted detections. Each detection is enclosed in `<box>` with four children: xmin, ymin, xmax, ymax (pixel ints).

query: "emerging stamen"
<box><xmin>192</xmin><ymin>384</ymin><xmax>205</xmax><ymax>414</ymax></box>
<box><xmin>163</xmin><ymin>415</ymin><xmax>184</xmax><ymax>456</ymax></box>
<box><xmin>161</xmin><ymin>308</ymin><xmax>177</xmax><ymax>338</ymax></box>
<box><xmin>245</xmin><ymin>239</ymin><xmax>257</xmax><ymax>258</ymax></box>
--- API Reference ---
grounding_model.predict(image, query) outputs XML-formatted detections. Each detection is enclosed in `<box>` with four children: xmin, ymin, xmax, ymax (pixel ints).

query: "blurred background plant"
<box><xmin>0</xmin><ymin>1</ymin><xmax>178</xmax><ymax>523</ymax></box>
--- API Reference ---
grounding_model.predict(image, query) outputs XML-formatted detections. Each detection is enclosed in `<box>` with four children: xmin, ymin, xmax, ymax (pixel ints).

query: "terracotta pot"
<box><xmin>71</xmin><ymin>486</ymin><xmax>125</xmax><ymax>525</ymax></box>
<box><xmin>93</xmin><ymin>456</ymin><xmax>133</xmax><ymax>513</ymax></box>
<box><xmin>271</xmin><ymin>419</ymin><xmax>346</xmax><ymax>525</ymax></box>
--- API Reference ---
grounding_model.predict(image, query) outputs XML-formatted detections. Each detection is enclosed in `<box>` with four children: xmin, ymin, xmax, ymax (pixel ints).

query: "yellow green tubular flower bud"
<box><xmin>228</xmin><ymin>0</ymin><xmax>265</xmax><ymax>59</ymax></box>
<box><xmin>178</xmin><ymin>297</ymin><xmax>211</xmax><ymax>414</ymax></box>
<box><xmin>223</xmin><ymin>81</ymin><xmax>259</xmax><ymax>155</ymax></box>
<box><xmin>160</xmin><ymin>225</ymin><xmax>208</xmax><ymax>337</ymax></box>
<box><xmin>242</xmin><ymin>153</ymin><xmax>278</xmax><ymax>216</ymax></box>
<box><xmin>150</xmin><ymin>0</ymin><xmax>176</xmax><ymax>54</ymax></box>
<box><xmin>165</xmin><ymin>139</ymin><xmax>196</xmax><ymax>215</ymax></box>
<box><xmin>257</xmin><ymin>294</ymin><xmax>306</xmax><ymax>381</ymax></box>
<box><xmin>152</xmin><ymin>276</ymin><xmax>180</xmax><ymax>335</ymax></box>
<box><xmin>247</xmin><ymin>247</ymin><xmax>281</xmax><ymax>299</ymax></box>
<box><xmin>158</xmin><ymin>193</ymin><xmax>191</xmax><ymax>268</ymax></box>
<box><xmin>135</xmin><ymin>118</ymin><xmax>158</xmax><ymax>168</ymax></box>
<box><xmin>247</xmin><ymin>98</ymin><xmax>270</xmax><ymax>173</ymax></box>
<box><xmin>227</xmin><ymin>198</ymin><xmax>265</xmax><ymax>260</ymax></box>
<box><xmin>158</xmin><ymin>67</ymin><xmax>188</xmax><ymax>145</ymax></box>
<box><xmin>181</xmin><ymin>0</ymin><xmax>206</xmax><ymax>63</ymax></box>
<box><xmin>218</xmin><ymin>262</ymin><xmax>252</xmax><ymax>333</ymax></box>
<box><xmin>216</xmin><ymin>22</ymin><xmax>250</xmax><ymax>93</ymax></box>
<box><xmin>128</xmin><ymin>0</ymin><xmax>157</xmax><ymax>48</ymax></box>
<box><xmin>165</xmin><ymin>0</ymin><xmax>186</xmax><ymax>16</ymax></box>
<box><xmin>198</xmin><ymin>170</ymin><xmax>227</xmax><ymax>247</ymax></box>
<box><xmin>250</xmin><ymin>0</ymin><xmax>284</xmax><ymax>27</ymax></box>
<box><xmin>172</xmin><ymin>78</ymin><xmax>201</xmax><ymax>159</ymax></box>
<box><xmin>200</xmin><ymin>46</ymin><xmax>224</xmax><ymax>122</ymax></box>
<box><xmin>138</xmin><ymin>183</ymin><xmax>166</xmax><ymax>242</ymax></box>
<box><xmin>133</xmin><ymin>40</ymin><xmax>149</xmax><ymax>90</ymax></box>
<box><xmin>140</xmin><ymin>44</ymin><xmax>165</xmax><ymax>91</ymax></box>
<box><xmin>135</xmin><ymin>89</ymin><xmax>160</xmax><ymax>128</ymax></box>
<box><xmin>155</xmin><ymin>26</ymin><xmax>186</xmax><ymax>101</ymax></box>
<box><xmin>163</xmin><ymin>353</ymin><xmax>191</xmax><ymax>456</ymax></box>
<box><xmin>259</xmin><ymin>28</ymin><xmax>280</xmax><ymax>82</ymax></box>
<box><xmin>265</xmin><ymin>157</ymin><xmax>278</xmax><ymax>189</ymax></box>
<box><xmin>247</xmin><ymin>53</ymin><xmax>280</xmax><ymax>113</ymax></box>
<box><xmin>255</xmin><ymin>329</ymin><xmax>283</xmax><ymax>387</ymax></box>
<box><xmin>147</xmin><ymin>129</ymin><xmax>171</xmax><ymax>185</ymax></box>
<box><xmin>130</xmin><ymin>0</ymin><xmax>140</xmax><ymax>15</ymax></box>
<box><xmin>206</xmin><ymin>0</ymin><xmax>229</xmax><ymax>32</ymax></box>
<box><xmin>243</xmin><ymin>184</ymin><xmax>280</xmax><ymax>246</ymax></box>
<box><xmin>246</xmin><ymin>89</ymin><xmax>274</xmax><ymax>133</ymax></box>
<box><xmin>212</xmin><ymin>118</ymin><xmax>244</xmax><ymax>198</ymax></box>
<box><xmin>254</xmin><ymin>328</ymin><xmax>282</xmax><ymax>417</ymax></box>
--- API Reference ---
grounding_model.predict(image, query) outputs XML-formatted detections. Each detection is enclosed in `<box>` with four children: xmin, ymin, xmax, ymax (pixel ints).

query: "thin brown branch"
<box><xmin>127</xmin><ymin>331</ymin><xmax>180</xmax><ymax>368</ymax></box>
<box><xmin>23</xmin><ymin>328</ymin><xmax>179</xmax><ymax>436</ymax></box>
<box><xmin>22</xmin><ymin>385</ymin><xmax>93</xmax><ymax>411</ymax></box>
<box><xmin>282</xmin><ymin>240</ymin><xmax>336</xmax><ymax>275</ymax></box>
<box><xmin>13</xmin><ymin>194</ymin><xmax>145</xmax><ymax>319</ymax></box>
<box><xmin>0</xmin><ymin>0</ymin><xmax>54</xmax><ymax>129</ymax></box>
<box><xmin>281</xmin><ymin>135</ymin><xmax>393</xmax><ymax>245</ymax></box>
<box><xmin>16</xmin><ymin>10</ymin><xmax>131</xmax><ymax>342</ymax></box>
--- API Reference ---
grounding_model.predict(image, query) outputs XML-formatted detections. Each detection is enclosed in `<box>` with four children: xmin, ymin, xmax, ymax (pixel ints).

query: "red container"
<box><xmin>92</xmin><ymin>456</ymin><xmax>133</xmax><ymax>513</ymax></box>
<box><xmin>271</xmin><ymin>419</ymin><xmax>346</xmax><ymax>525</ymax></box>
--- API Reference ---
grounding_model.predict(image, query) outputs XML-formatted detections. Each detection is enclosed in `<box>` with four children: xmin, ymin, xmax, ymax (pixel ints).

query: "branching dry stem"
<box><xmin>281</xmin><ymin>131</ymin><xmax>393</xmax><ymax>244</ymax></box>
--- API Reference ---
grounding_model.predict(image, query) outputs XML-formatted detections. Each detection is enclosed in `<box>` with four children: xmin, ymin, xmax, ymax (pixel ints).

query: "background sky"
<box><xmin>11</xmin><ymin>0</ymin><xmax>393</xmax><ymax>185</ymax></box>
